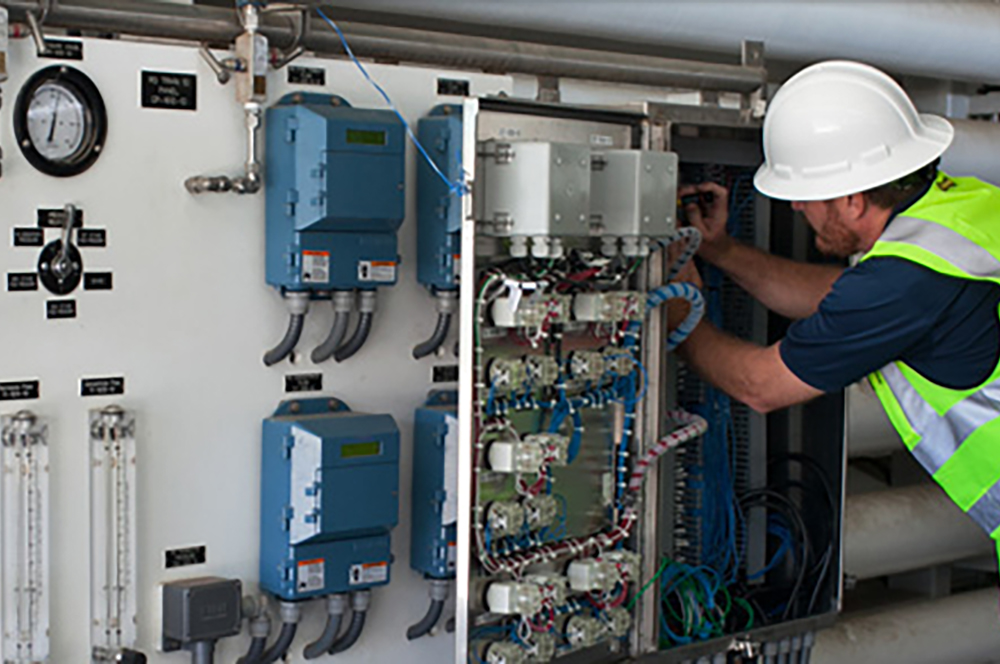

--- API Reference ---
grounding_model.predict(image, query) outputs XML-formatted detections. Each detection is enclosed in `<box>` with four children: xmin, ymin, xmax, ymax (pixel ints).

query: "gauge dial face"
<box><xmin>26</xmin><ymin>83</ymin><xmax>87</xmax><ymax>162</ymax></box>
<box><xmin>14</xmin><ymin>66</ymin><xmax>107</xmax><ymax>177</ymax></box>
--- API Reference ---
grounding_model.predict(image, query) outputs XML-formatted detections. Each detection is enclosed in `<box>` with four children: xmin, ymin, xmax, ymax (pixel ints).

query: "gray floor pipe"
<box><xmin>189</xmin><ymin>641</ymin><xmax>214</xmax><ymax>664</ymax></box>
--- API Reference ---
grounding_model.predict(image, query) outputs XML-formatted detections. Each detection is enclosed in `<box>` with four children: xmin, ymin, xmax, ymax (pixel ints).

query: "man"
<box><xmin>675</xmin><ymin>60</ymin><xmax>1000</xmax><ymax>549</ymax></box>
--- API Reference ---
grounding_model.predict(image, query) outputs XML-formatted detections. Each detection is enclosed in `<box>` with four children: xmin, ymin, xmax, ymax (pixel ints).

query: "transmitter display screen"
<box><xmin>346</xmin><ymin>129</ymin><xmax>387</xmax><ymax>146</ymax></box>
<box><xmin>341</xmin><ymin>441</ymin><xmax>382</xmax><ymax>459</ymax></box>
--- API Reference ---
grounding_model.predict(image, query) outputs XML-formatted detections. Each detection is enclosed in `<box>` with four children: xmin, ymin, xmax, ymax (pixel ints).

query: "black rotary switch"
<box><xmin>37</xmin><ymin>203</ymin><xmax>83</xmax><ymax>295</ymax></box>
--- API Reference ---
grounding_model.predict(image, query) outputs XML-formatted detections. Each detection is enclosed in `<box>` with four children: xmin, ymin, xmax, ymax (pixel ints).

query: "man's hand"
<box><xmin>679</xmin><ymin>181</ymin><xmax>732</xmax><ymax>263</ymax></box>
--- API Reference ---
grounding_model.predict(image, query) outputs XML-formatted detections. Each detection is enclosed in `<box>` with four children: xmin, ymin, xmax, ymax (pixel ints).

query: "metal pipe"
<box><xmin>812</xmin><ymin>588</ymin><xmax>1000</xmax><ymax>664</ymax></box>
<box><xmin>0</xmin><ymin>0</ymin><xmax>765</xmax><ymax>92</ymax></box>
<box><xmin>844</xmin><ymin>483</ymin><xmax>992</xmax><ymax>580</ymax></box>
<box><xmin>846</xmin><ymin>383</ymin><xmax>901</xmax><ymax>459</ymax></box>
<box><xmin>327</xmin><ymin>1</ymin><xmax>1000</xmax><ymax>85</ymax></box>
<box><xmin>941</xmin><ymin>118</ymin><xmax>1000</xmax><ymax>187</ymax></box>
<box><xmin>189</xmin><ymin>641</ymin><xmax>214</xmax><ymax>664</ymax></box>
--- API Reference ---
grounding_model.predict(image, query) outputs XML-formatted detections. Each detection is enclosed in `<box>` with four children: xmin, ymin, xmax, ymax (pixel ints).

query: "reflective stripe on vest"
<box><xmin>879</xmin><ymin>215</ymin><xmax>1000</xmax><ymax>279</ymax></box>
<box><xmin>865</xmin><ymin>174</ymin><xmax>1000</xmax><ymax>538</ymax></box>
<box><xmin>880</xmin><ymin>363</ymin><xmax>1000</xmax><ymax>533</ymax></box>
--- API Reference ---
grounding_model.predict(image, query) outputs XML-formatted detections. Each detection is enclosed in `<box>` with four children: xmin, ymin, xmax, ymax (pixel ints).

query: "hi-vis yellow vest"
<box><xmin>865</xmin><ymin>172</ymin><xmax>1000</xmax><ymax>540</ymax></box>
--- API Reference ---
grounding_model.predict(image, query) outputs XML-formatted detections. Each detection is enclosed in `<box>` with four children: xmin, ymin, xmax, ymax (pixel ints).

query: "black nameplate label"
<box><xmin>141</xmin><ymin>71</ymin><xmax>197</xmax><ymax>111</ymax></box>
<box><xmin>433</xmin><ymin>365</ymin><xmax>459</xmax><ymax>383</ymax></box>
<box><xmin>47</xmin><ymin>300</ymin><xmax>77</xmax><ymax>319</ymax></box>
<box><xmin>41</xmin><ymin>39</ymin><xmax>83</xmax><ymax>61</ymax></box>
<box><xmin>7</xmin><ymin>273</ymin><xmax>38</xmax><ymax>292</ymax></box>
<box><xmin>84</xmin><ymin>272</ymin><xmax>113</xmax><ymax>291</ymax></box>
<box><xmin>13</xmin><ymin>228</ymin><xmax>44</xmax><ymax>247</ymax></box>
<box><xmin>81</xmin><ymin>377</ymin><xmax>125</xmax><ymax>397</ymax></box>
<box><xmin>165</xmin><ymin>545</ymin><xmax>207</xmax><ymax>569</ymax></box>
<box><xmin>288</xmin><ymin>66</ymin><xmax>326</xmax><ymax>86</ymax></box>
<box><xmin>438</xmin><ymin>78</ymin><xmax>470</xmax><ymax>97</ymax></box>
<box><xmin>285</xmin><ymin>373</ymin><xmax>323</xmax><ymax>393</ymax></box>
<box><xmin>37</xmin><ymin>208</ymin><xmax>83</xmax><ymax>228</ymax></box>
<box><xmin>0</xmin><ymin>380</ymin><xmax>40</xmax><ymax>401</ymax></box>
<box><xmin>77</xmin><ymin>229</ymin><xmax>107</xmax><ymax>247</ymax></box>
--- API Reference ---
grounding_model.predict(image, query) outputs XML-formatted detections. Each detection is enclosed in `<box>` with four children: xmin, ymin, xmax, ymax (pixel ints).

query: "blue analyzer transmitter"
<box><xmin>409</xmin><ymin>390</ymin><xmax>458</xmax><ymax>580</ymax></box>
<box><xmin>259</xmin><ymin>398</ymin><xmax>399</xmax><ymax>600</ymax></box>
<box><xmin>265</xmin><ymin>93</ymin><xmax>405</xmax><ymax>293</ymax></box>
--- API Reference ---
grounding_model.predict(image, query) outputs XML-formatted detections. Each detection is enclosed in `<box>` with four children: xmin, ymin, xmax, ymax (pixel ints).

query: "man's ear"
<box><xmin>841</xmin><ymin>192</ymin><xmax>869</xmax><ymax>223</ymax></box>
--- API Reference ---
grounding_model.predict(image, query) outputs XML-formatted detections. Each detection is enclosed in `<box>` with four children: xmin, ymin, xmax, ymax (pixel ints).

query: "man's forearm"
<box><xmin>705</xmin><ymin>240</ymin><xmax>842</xmax><ymax>319</ymax></box>
<box><xmin>679</xmin><ymin>320</ymin><xmax>823</xmax><ymax>414</ymax></box>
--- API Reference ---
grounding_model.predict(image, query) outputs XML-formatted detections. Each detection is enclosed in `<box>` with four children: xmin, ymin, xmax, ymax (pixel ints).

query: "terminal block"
<box><xmin>523</xmin><ymin>495</ymin><xmax>561</xmax><ymax>530</ymax></box>
<box><xmin>525</xmin><ymin>355</ymin><xmax>560</xmax><ymax>386</ymax></box>
<box><xmin>485</xmin><ymin>640</ymin><xmax>529</xmax><ymax>664</ymax></box>
<box><xmin>492</xmin><ymin>293</ymin><xmax>571</xmax><ymax>328</ymax></box>
<box><xmin>603</xmin><ymin>348</ymin><xmax>635</xmax><ymax>376</ymax></box>
<box><xmin>604</xmin><ymin>607</ymin><xmax>632</xmax><ymax>638</ymax></box>
<box><xmin>568</xmin><ymin>350</ymin><xmax>606</xmax><ymax>383</ymax></box>
<box><xmin>565</xmin><ymin>615</ymin><xmax>604</xmax><ymax>649</ymax></box>
<box><xmin>567</xmin><ymin>550</ymin><xmax>640</xmax><ymax>593</ymax></box>
<box><xmin>524</xmin><ymin>574</ymin><xmax>570</xmax><ymax>607</ymax></box>
<box><xmin>573</xmin><ymin>291</ymin><xmax>644</xmax><ymax>323</ymax></box>
<box><xmin>488</xmin><ymin>358</ymin><xmax>528</xmax><ymax>390</ymax></box>
<box><xmin>486</xmin><ymin>501</ymin><xmax>527</xmax><ymax>539</ymax></box>
<box><xmin>486</xmin><ymin>581</ymin><xmax>545</xmax><ymax>616</ymax></box>
<box><xmin>488</xmin><ymin>438</ymin><xmax>548</xmax><ymax>474</ymax></box>
<box><xmin>522</xmin><ymin>433</ymin><xmax>570</xmax><ymax>466</ymax></box>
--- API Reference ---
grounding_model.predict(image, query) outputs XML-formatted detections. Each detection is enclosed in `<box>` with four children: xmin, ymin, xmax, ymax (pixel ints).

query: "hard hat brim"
<box><xmin>753</xmin><ymin>113</ymin><xmax>954</xmax><ymax>202</ymax></box>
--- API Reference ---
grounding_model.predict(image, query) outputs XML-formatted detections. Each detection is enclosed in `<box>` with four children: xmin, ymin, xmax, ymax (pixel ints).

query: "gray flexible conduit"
<box><xmin>236</xmin><ymin>637</ymin><xmax>266</xmax><ymax>664</ymax></box>
<box><xmin>406</xmin><ymin>599</ymin><xmax>445</xmax><ymax>640</ymax></box>
<box><xmin>303</xmin><ymin>612</ymin><xmax>344</xmax><ymax>660</ymax></box>
<box><xmin>412</xmin><ymin>312</ymin><xmax>452</xmax><ymax>359</ymax></box>
<box><xmin>263</xmin><ymin>313</ymin><xmax>305</xmax><ymax>366</ymax></box>
<box><xmin>257</xmin><ymin>622</ymin><xmax>298</xmax><ymax>664</ymax></box>
<box><xmin>311</xmin><ymin>311</ymin><xmax>350</xmax><ymax>364</ymax></box>
<box><xmin>333</xmin><ymin>313</ymin><xmax>373</xmax><ymax>362</ymax></box>
<box><xmin>329</xmin><ymin>611</ymin><xmax>366</xmax><ymax>654</ymax></box>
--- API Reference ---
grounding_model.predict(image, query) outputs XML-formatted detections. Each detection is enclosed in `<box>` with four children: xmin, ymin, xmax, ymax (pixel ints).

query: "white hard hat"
<box><xmin>754</xmin><ymin>60</ymin><xmax>954</xmax><ymax>201</ymax></box>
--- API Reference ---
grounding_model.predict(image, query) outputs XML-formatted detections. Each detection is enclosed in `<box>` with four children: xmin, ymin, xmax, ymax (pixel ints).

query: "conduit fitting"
<box><xmin>407</xmin><ymin>579</ymin><xmax>450</xmax><ymax>640</ymax></box>
<box><xmin>312</xmin><ymin>291</ymin><xmax>355</xmax><ymax>364</ymax></box>
<box><xmin>263</xmin><ymin>291</ymin><xmax>310</xmax><ymax>367</ymax></box>
<box><xmin>303</xmin><ymin>594</ymin><xmax>348</xmax><ymax>660</ymax></box>
<box><xmin>329</xmin><ymin>590</ymin><xmax>371</xmax><ymax>655</ymax></box>
<box><xmin>334</xmin><ymin>290</ymin><xmax>376</xmax><ymax>362</ymax></box>
<box><xmin>236</xmin><ymin>594</ymin><xmax>271</xmax><ymax>664</ymax></box>
<box><xmin>256</xmin><ymin>602</ymin><xmax>302</xmax><ymax>664</ymax></box>
<box><xmin>413</xmin><ymin>291</ymin><xmax>458</xmax><ymax>359</ymax></box>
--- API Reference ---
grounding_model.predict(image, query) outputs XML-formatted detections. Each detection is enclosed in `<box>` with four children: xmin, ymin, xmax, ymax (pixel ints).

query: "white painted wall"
<box><xmin>0</xmin><ymin>36</ymin><xmax>511</xmax><ymax>664</ymax></box>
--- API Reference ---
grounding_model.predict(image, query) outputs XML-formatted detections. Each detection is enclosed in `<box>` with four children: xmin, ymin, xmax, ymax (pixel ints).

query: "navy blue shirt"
<box><xmin>779</xmin><ymin>256</ymin><xmax>1000</xmax><ymax>392</ymax></box>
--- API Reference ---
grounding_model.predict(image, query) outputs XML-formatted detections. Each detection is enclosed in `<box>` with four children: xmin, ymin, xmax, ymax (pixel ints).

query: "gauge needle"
<box><xmin>48</xmin><ymin>95</ymin><xmax>60</xmax><ymax>143</ymax></box>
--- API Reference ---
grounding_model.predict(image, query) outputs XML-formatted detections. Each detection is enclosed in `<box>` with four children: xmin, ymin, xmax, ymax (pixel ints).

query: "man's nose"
<box><xmin>790</xmin><ymin>201</ymin><xmax>805</xmax><ymax>212</ymax></box>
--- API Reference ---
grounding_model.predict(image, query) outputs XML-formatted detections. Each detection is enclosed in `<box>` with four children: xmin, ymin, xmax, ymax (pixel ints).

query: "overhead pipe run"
<box><xmin>328</xmin><ymin>0</ymin><xmax>1000</xmax><ymax>85</ymax></box>
<box><xmin>846</xmin><ymin>383</ymin><xmax>901</xmax><ymax>459</ymax></box>
<box><xmin>844</xmin><ymin>484</ymin><xmax>993</xmax><ymax>581</ymax></box>
<box><xmin>942</xmin><ymin>119</ymin><xmax>1000</xmax><ymax>188</ymax></box>
<box><xmin>812</xmin><ymin>588</ymin><xmax>1000</xmax><ymax>664</ymax></box>
<box><xmin>0</xmin><ymin>0</ymin><xmax>765</xmax><ymax>93</ymax></box>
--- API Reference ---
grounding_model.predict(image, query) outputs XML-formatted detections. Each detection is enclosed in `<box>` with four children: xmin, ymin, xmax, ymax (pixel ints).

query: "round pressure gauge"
<box><xmin>14</xmin><ymin>66</ymin><xmax>107</xmax><ymax>177</ymax></box>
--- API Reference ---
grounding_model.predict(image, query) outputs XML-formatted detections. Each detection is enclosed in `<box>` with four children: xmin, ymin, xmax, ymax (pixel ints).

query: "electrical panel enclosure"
<box><xmin>410</xmin><ymin>391</ymin><xmax>459</xmax><ymax>580</ymax></box>
<box><xmin>591</xmin><ymin>149</ymin><xmax>678</xmax><ymax>246</ymax></box>
<box><xmin>265</xmin><ymin>93</ymin><xmax>406</xmax><ymax>292</ymax></box>
<box><xmin>416</xmin><ymin>105</ymin><xmax>465</xmax><ymax>292</ymax></box>
<box><xmin>259</xmin><ymin>398</ymin><xmax>399</xmax><ymax>601</ymax></box>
